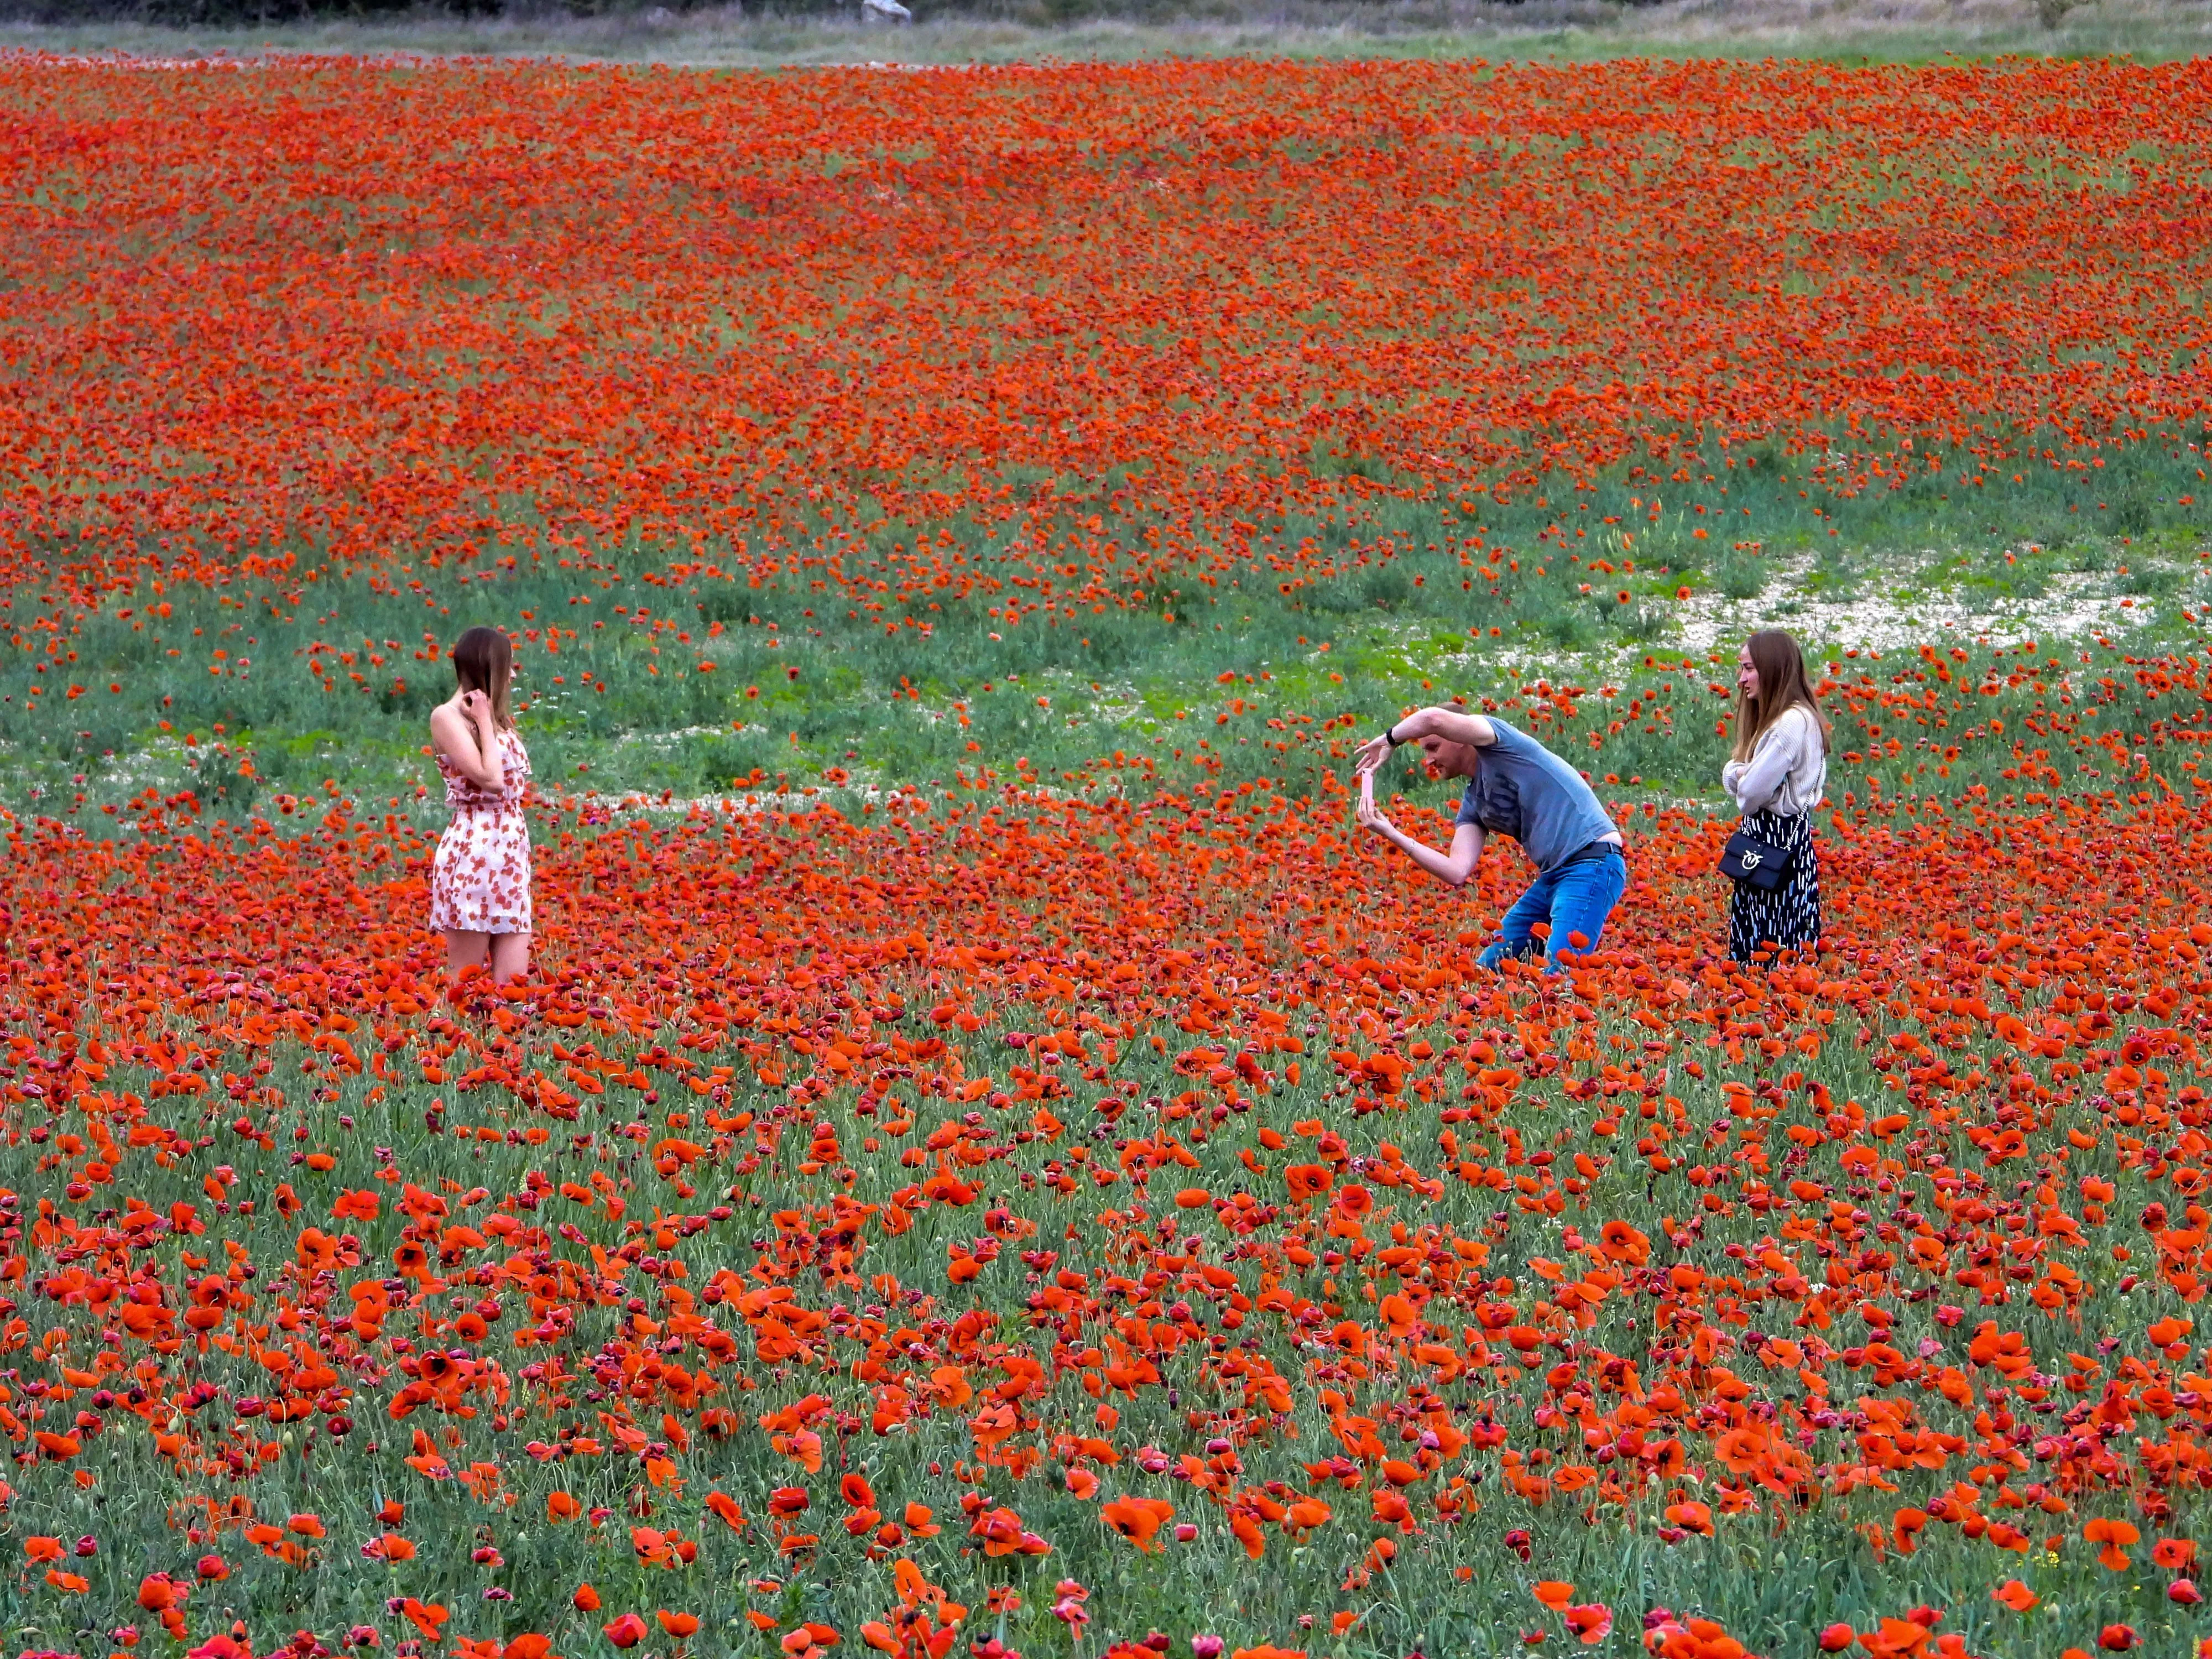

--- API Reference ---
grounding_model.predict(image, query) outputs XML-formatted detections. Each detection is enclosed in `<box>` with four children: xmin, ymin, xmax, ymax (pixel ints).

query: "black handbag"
<box><xmin>1719</xmin><ymin>825</ymin><xmax>1795</xmax><ymax>891</ymax></box>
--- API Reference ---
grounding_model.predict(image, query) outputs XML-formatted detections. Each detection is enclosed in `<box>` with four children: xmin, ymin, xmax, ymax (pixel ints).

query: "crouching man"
<box><xmin>1353</xmin><ymin>705</ymin><xmax>1625</xmax><ymax>972</ymax></box>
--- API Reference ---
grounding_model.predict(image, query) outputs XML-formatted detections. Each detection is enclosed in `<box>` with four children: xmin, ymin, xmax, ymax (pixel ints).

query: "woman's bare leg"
<box><xmin>444</xmin><ymin>930</ymin><xmax>491</xmax><ymax>979</ymax></box>
<box><xmin>489</xmin><ymin>932</ymin><xmax>531</xmax><ymax>985</ymax></box>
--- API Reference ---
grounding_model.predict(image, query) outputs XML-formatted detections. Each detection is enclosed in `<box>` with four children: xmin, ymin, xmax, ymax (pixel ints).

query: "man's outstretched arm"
<box><xmin>1351</xmin><ymin>706</ymin><xmax>1496</xmax><ymax>774</ymax></box>
<box><xmin>1357</xmin><ymin>809</ymin><xmax>1486</xmax><ymax>888</ymax></box>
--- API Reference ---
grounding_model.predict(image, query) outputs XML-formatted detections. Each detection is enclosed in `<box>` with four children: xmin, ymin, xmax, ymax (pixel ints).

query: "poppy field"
<box><xmin>4</xmin><ymin>46</ymin><xmax>2212</xmax><ymax>1659</ymax></box>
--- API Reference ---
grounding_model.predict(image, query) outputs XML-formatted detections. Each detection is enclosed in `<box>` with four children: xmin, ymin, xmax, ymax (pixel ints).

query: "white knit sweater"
<box><xmin>1722</xmin><ymin>704</ymin><xmax>1827</xmax><ymax>817</ymax></box>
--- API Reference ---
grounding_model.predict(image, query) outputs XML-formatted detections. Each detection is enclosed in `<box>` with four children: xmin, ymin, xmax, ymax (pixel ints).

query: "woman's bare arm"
<box><xmin>430</xmin><ymin>697</ymin><xmax>504</xmax><ymax>789</ymax></box>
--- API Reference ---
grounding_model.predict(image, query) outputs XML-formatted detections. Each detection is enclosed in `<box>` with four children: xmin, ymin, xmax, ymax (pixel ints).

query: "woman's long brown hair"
<box><xmin>451</xmin><ymin>627</ymin><xmax>515</xmax><ymax>730</ymax></box>
<box><xmin>1731</xmin><ymin>628</ymin><xmax>1829</xmax><ymax>762</ymax></box>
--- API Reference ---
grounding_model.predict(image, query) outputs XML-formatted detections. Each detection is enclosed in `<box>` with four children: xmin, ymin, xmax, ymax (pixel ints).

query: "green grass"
<box><xmin>4</xmin><ymin>430</ymin><xmax>2204</xmax><ymax>828</ymax></box>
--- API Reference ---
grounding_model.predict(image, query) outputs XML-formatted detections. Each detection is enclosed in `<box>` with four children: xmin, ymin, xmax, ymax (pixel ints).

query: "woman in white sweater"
<box><xmin>1721</xmin><ymin>629</ymin><xmax>1829</xmax><ymax>962</ymax></box>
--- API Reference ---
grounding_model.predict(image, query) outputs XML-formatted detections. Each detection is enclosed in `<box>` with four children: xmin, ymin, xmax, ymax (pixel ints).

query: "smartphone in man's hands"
<box><xmin>1359</xmin><ymin>770</ymin><xmax>1374</xmax><ymax>810</ymax></box>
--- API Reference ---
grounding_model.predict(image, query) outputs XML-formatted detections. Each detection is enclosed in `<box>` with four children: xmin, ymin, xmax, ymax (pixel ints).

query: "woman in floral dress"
<box><xmin>428</xmin><ymin>626</ymin><xmax>533</xmax><ymax>983</ymax></box>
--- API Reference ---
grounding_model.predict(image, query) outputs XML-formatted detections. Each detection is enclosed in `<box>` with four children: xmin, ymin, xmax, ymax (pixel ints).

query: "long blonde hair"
<box><xmin>452</xmin><ymin>627</ymin><xmax>515</xmax><ymax>731</ymax></box>
<box><xmin>1731</xmin><ymin>629</ymin><xmax>1828</xmax><ymax>763</ymax></box>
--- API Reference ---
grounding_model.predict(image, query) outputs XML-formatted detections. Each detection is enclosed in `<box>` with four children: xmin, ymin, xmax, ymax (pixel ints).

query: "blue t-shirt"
<box><xmin>1454</xmin><ymin>718</ymin><xmax>1619</xmax><ymax>873</ymax></box>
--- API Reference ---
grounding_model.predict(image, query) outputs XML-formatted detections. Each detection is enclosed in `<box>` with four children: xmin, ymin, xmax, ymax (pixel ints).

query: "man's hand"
<box><xmin>1355</xmin><ymin>795</ymin><xmax>1396</xmax><ymax>839</ymax></box>
<box><xmin>1352</xmin><ymin>732</ymin><xmax>1394</xmax><ymax>776</ymax></box>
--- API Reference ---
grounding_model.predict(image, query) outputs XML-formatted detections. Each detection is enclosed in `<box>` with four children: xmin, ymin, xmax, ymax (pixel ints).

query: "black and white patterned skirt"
<box><xmin>1728</xmin><ymin>808</ymin><xmax>1820</xmax><ymax>962</ymax></box>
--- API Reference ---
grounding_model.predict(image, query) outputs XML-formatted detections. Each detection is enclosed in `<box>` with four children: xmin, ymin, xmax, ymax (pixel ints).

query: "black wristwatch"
<box><xmin>1384</xmin><ymin>723</ymin><xmax>1405</xmax><ymax>748</ymax></box>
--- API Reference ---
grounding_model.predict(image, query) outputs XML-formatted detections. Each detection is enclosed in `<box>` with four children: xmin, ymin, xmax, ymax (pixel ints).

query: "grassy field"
<box><xmin>3</xmin><ymin>48</ymin><xmax>2212</xmax><ymax>1659</ymax></box>
<box><xmin>8</xmin><ymin>441</ymin><xmax>2208</xmax><ymax>829</ymax></box>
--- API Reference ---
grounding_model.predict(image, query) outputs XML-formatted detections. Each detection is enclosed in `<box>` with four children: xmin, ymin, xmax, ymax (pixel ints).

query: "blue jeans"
<box><xmin>1478</xmin><ymin>850</ymin><xmax>1626</xmax><ymax>973</ymax></box>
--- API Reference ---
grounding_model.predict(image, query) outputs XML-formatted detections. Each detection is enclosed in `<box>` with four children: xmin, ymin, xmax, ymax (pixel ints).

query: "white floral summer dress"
<box><xmin>428</xmin><ymin>727</ymin><xmax>532</xmax><ymax>935</ymax></box>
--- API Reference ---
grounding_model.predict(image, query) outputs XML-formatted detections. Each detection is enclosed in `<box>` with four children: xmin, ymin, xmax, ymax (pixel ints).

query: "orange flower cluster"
<box><xmin>2</xmin><ymin>778</ymin><xmax>2210</xmax><ymax>1648</ymax></box>
<box><xmin>2</xmin><ymin>56</ymin><xmax>2209</xmax><ymax>602</ymax></box>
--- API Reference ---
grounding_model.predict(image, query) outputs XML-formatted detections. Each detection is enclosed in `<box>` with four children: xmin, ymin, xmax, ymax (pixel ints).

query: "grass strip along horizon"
<box><xmin>6</xmin><ymin>49</ymin><xmax>2212</xmax><ymax>1659</ymax></box>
